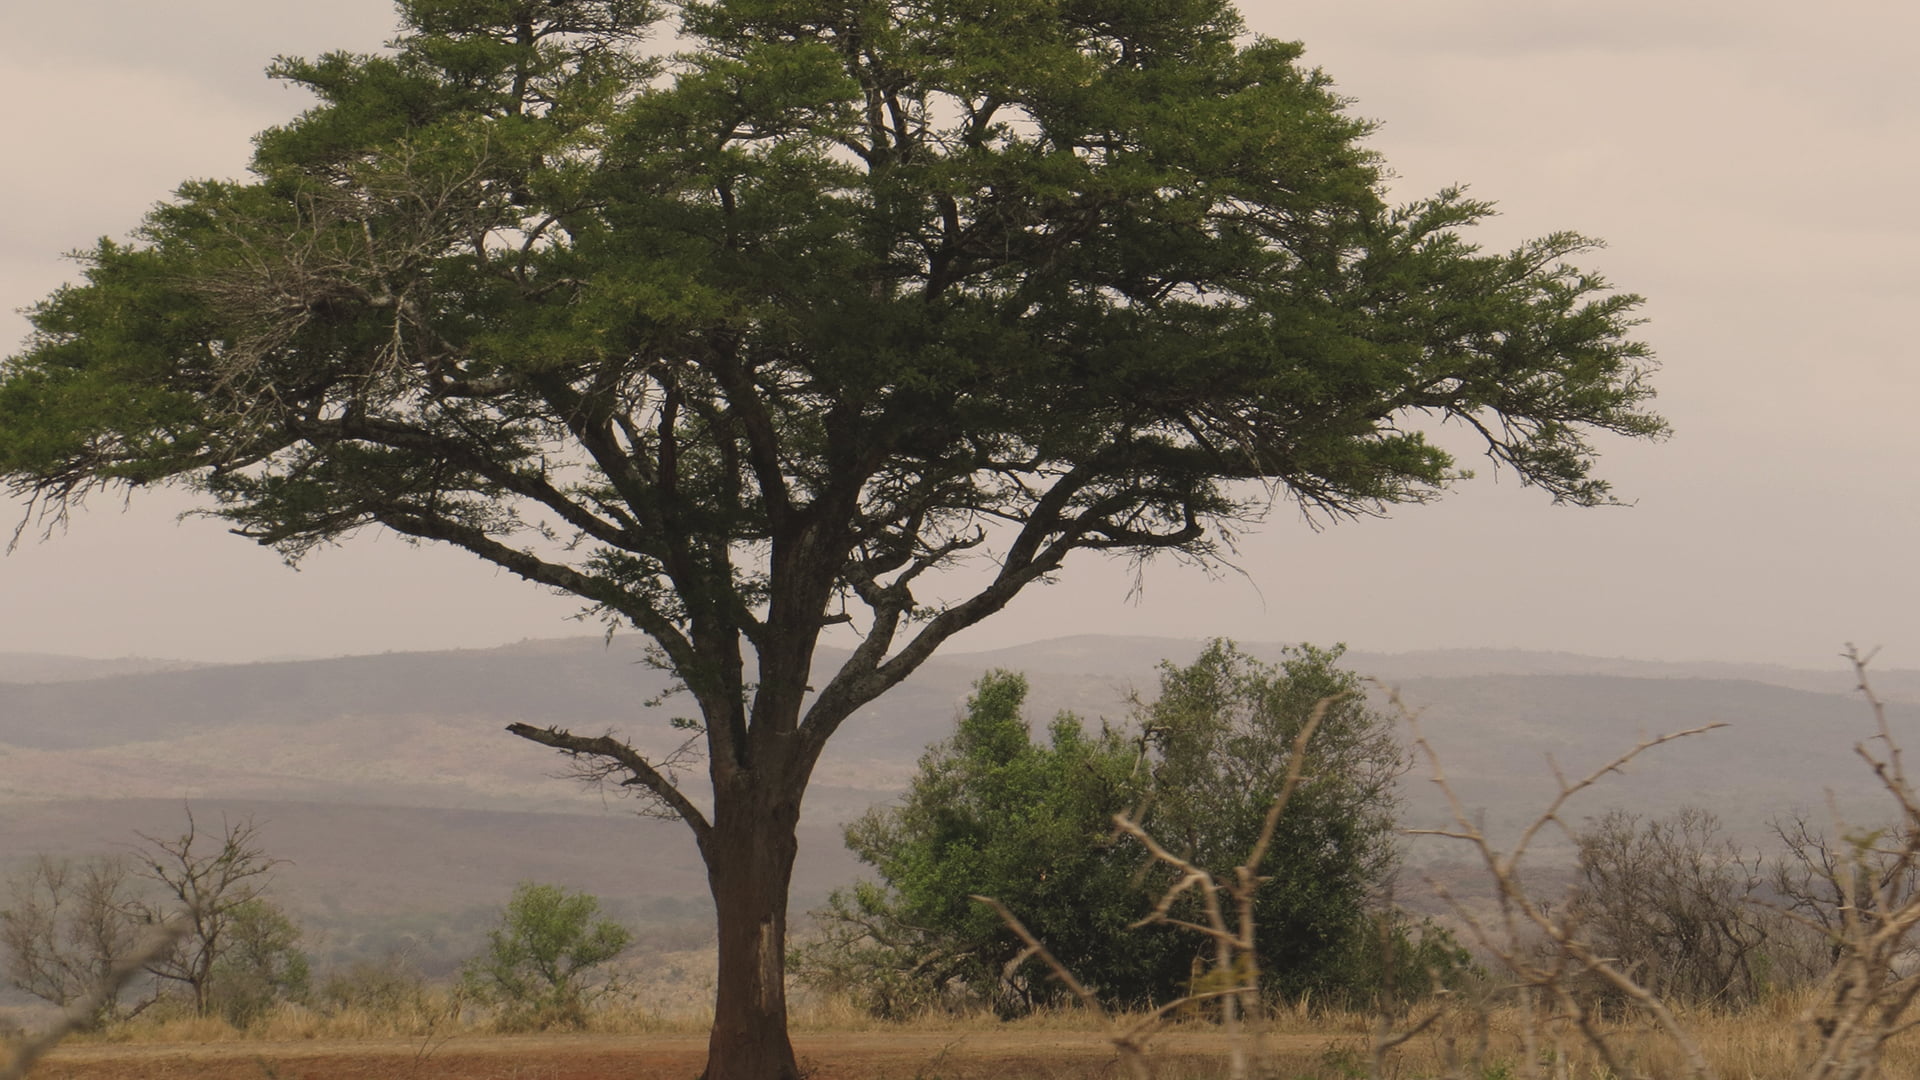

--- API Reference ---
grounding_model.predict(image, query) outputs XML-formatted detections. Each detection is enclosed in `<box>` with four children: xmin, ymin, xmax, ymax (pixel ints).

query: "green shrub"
<box><xmin>800</xmin><ymin>642</ymin><xmax>1457</xmax><ymax>1015</ymax></box>
<box><xmin>208</xmin><ymin>899</ymin><xmax>310</xmax><ymax>1027</ymax></box>
<box><xmin>459</xmin><ymin>883</ymin><xmax>632</xmax><ymax>1030</ymax></box>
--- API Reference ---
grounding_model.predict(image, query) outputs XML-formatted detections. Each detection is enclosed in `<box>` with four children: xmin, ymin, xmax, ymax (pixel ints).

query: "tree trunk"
<box><xmin>701</xmin><ymin>783</ymin><xmax>802</xmax><ymax>1080</ymax></box>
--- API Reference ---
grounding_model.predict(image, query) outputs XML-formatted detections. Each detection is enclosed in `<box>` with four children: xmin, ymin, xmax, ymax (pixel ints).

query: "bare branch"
<box><xmin>127</xmin><ymin>811</ymin><xmax>284</xmax><ymax>1017</ymax></box>
<box><xmin>505</xmin><ymin>724</ymin><xmax>713</xmax><ymax>847</ymax></box>
<box><xmin>1389</xmin><ymin>681</ymin><xmax>1726</xmax><ymax>1080</ymax></box>
<box><xmin>968</xmin><ymin>896</ymin><xmax>1151</xmax><ymax>1080</ymax></box>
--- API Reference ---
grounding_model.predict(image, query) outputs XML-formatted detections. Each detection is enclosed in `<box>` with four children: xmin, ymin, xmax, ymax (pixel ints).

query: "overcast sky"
<box><xmin>1</xmin><ymin>1</ymin><xmax>1914</xmax><ymax>668</ymax></box>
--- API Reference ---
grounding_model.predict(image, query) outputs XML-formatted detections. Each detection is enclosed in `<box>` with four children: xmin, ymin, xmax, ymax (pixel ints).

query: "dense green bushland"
<box><xmin>797</xmin><ymin>642</ymin><xmax>1473</xmax><ymax>1016</ymax></box>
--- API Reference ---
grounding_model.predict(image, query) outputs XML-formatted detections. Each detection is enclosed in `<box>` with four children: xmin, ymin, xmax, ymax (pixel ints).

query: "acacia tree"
<box><xmin>0</xmin><ymin>1</ymin><xmax>1662</xmax><ymax>1075</ymax></box>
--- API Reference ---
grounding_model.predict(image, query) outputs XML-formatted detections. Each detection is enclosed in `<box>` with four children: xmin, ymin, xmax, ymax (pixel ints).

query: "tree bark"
<box><xmin>700</xmin><ymin>779</ymin><xmax>803</xmax><ymax>1080</ymax></box>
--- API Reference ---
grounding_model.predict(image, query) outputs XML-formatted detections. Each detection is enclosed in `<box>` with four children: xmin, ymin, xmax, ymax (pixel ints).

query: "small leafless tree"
<box><xmin>1772</xmin><ymin>810</ymin><xmax>1920</xmax><ymax>970</ymax></box>
<box><xmin>1570</xmin><ymin>806</ymin><xmax>1799</xmax><ymax>1008</ymax></box>
<box><xmin>0</xmin><ymin>914</ymin><xmax>189</xmax><ymax>1080</ymax></box>
<box><xmin>0</xmin><ymin>856</ymin><xmax>147</xmax><ymax>1026</ymax></box>
<box><xmin>1393</xmin><ymin>681</ymin><xmax>1726</xmax><ymax>1080</ymax></box>
<box><xmin>127</xmin><ymin>811</ymin><xmax>285</xmax><ymax>1017</ymax></box>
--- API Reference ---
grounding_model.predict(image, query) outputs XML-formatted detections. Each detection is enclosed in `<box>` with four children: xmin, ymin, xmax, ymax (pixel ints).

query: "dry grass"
<box><xmin>1381</xmin><ymin>999</ymin><xmax>1920</xmax><ymax>1080</ymax></box>
<box><xmin>1219</xmin><ymin>992</ymin><xmax>1920</xmax><ymax>1080</ymax></box>
<box><xmin>16</xmin><ymin>660</ymin><xmax>1920</xmax><ymax>1079</ymax></box>
<box><xmin>15</xmin><ymin>984</ymin><xmax>1920</xmax><ymax>1080</ymax></box>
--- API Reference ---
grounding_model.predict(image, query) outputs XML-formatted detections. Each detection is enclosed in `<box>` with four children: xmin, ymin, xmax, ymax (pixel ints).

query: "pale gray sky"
<box><xmin>2</xmin><ymin>1</ymin><xmax>1915</xmax><ymax>667</ymax></box>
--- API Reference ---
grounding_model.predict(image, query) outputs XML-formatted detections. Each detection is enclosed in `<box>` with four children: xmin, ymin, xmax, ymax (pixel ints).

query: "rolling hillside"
<box><xmin>2</xmin><ymin>633</ymin><xmax>1911</xmax><ymax>974</ymax></box>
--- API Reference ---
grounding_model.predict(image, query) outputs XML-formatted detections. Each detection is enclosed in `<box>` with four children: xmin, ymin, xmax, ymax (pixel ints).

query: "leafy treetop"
<box><xmin>1</xmin><ymin>3</ymin><xmax>1660</xmax><ymax>789</ymax></box>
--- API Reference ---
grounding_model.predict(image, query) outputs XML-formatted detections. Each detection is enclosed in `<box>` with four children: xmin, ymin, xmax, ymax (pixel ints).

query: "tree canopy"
<box><xmin>0</xmin><ymin>2</ymin><xmax>1661</xmax><ymax>1075</ymax></box>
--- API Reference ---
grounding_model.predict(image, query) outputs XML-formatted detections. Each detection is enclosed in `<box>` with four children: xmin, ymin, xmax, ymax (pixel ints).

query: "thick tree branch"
<box><xmin>797</xmin><ymin>469</ymin><xmax>1115</xmax><ymax>760</ymax></box>
<box><xmin>368</xmin><ymin>505</ymin><xmax>699</xmax><ymax>678</ymax></box>
<box><xmin>701</xmin><ymin>345</ymin><xmax>793</xmax><ymax>526</ymax></box>
<box><xmin>295</xmin><ymin>415</ymin><xmax>636</xmax><ymax>549</ymax></box>
<box><xmin>505</xmin><ymin>723</ymin><xmax>713</xmax><ymax>848</ymax></box>
<box><xmin>528</xmin><ymin>370</ymin><xmax>664</xmax><ymax>527</ymax></box>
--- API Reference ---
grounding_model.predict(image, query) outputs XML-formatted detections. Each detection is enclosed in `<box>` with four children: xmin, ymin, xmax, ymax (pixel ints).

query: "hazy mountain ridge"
<box><xmin>959</xmin><ymin>633</ymin><xmax>1908</xmax><ymax>698</ymax></box>
<box><xmin>2</xmin><ymin>633</ymin><xmax>1909</xmax><ymax>937</ymax></box>
<box><xmin>0</xmin><ymin>653</ymin><xmax>207</xmax><ymax>684</ymax></box>
<box><xmin>1384</xmin><ymin>672</ymin><xmax>1916</xmax><ymax>844</ymax></box>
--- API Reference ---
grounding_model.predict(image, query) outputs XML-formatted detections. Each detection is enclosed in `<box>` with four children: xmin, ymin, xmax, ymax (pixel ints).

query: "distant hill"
<box><xmin>954</xmin><ymin>633</ymin><xmax>1902</xmax><ymax>700</ymax></box>
<box><xmin>0</xmin><ymin>653</ymin><xmax>205</xmax><ymax>684</ymax></box>
<box><xmin>2</xmin><ymin>633</ymin><xmax>1911</xmax><ymax>965</ymax></box>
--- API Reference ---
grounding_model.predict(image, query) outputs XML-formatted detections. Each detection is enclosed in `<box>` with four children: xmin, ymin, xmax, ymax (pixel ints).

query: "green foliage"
<box><xmin>208</xmin><ymin>899</ymin><xmax>311</xmax><ymax>1027</ymax></box>
<box><xmin>798</xmin><ymin>671</ymin><xmax>1168</xmax><ymax>1015</ymax></box>
<box><xmin>801</xmin><ymin>643</ymin><xmax>1465</xmax><ymax>1014</ymax></box>
<box><xmin>0</xmin><ymin>0</ymin><xmax>1661</xmax><ymax>703</ymax></box>
<box><xmin>1351</xmin><ymin>914</ymin><xmax>1480</xmax><ymax>1011</ymax></box>
<box><xmin>460</xmin><ymin>882</ymin><xmax>633</xmax><ymax>1030</ymax></box>
<box><xmin>0</xmin><ymin>0</ymin><xmax>1663</xmax><ymax>1062</ymax></box>
<box><xmin>1140</xmin><ymin>641</ymin><xmax>1406</xmax><ymax>1002</ymax></box>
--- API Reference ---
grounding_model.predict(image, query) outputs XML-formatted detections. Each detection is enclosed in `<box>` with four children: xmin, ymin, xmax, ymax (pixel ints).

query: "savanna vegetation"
<box><xmin>795</xmin><ymin>641</ymin><xmax>1472</xmax><ymax>1019</ymax></box>
<box><xmin>0</xmin><ymin>813</ymin><xmax>645</xmax><ymax>1044</ymax></box>
<box><xmin>10</xmin><ymin>654</ymin><xmax>1920</xmax><ymax>1080</ymax></box>
<box><xmin>0</xmin><ymin>0</ymin><xmax>1662</xmax><ymax>1071</ymax></box>
<box><xmin>0</xmin><ymin>813</ymin><xmax>306</xmax><ymax>1030</ymax></box>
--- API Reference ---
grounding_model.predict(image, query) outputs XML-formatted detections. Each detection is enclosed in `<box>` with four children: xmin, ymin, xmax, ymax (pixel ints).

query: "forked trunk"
<box><xmin>701</xmin><ymin>784</ymin><xmax>802</xmax><ymax>1080</ymax></box>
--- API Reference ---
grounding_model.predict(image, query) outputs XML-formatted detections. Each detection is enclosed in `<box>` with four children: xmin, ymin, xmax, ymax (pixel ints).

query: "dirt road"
<box><xmin>28</xmin><ymin>1030</ymin><xmax>1352</xmax><ymax>1079</ymax></box>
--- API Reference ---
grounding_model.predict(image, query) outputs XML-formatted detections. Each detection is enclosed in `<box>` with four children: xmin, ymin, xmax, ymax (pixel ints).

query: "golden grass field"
<box><xmin>12</xmin><ymin>986</ymin><xmax>1919</xmax><ymax>1080</ymax></box>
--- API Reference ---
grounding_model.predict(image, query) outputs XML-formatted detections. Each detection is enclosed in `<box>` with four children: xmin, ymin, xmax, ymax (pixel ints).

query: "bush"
<box><xmin>2</xmin><ymin>811</ymin><xmax>306</xmax><ymax>1029</ymax></box>
<box><xmin>460</xmin><ymin>883</ymin><xmax>633</xmax><ymax>1031</ymax></box>
<box><xmin>1569</xmin><ymin>807</ymin><xmax>1826</xmax><ymax>1008</ymax></box>
<box><xmin>207</xmin><ymin>899</ymin><xmax>310</xmax><ymax>1027</ymax></box>
<box><xmin>799</xmin><ymin>642</ymin><xmax>1453</xmax><ymax>1015</ymax></box>
<box><xmin>0</xmin><ymin>855</ymin><xmax>145</xmax><ymax>1027</ymax></box>
<box><xmin>319</xmin><ymin>955</ymin><xmax>431</xmax><ymax>1017</ymax></box>
<box><xmin>798</xmin><ymin>671</ymin><xmax>1162</xmax><ymax>1016</ymax></box>
<box><xmin>1138</xmin><ymin>641</ymin><xmax>1409</xmax><ymax>1005</ymax></box>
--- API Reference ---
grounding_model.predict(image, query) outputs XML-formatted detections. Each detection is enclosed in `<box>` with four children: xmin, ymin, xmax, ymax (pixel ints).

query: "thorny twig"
<box><xmin>1386</xmin><ymin>678</ymin><xmax>1723</xmax><ymax>1080</ymax></box>
<box><xmin>968</xmin><ymin>896</ymin><xmax>1152</xmax><ymax>1080</ymax></box>
<box><xmin>976</xmin><ymin>696</ymin><xmax>1337</xmax><ymax>1080</ymax></box>
<box><xmin>1791</xmin><ymin>645</ymin><xmax>1920</xmax><ymax>1080</ymax></box>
